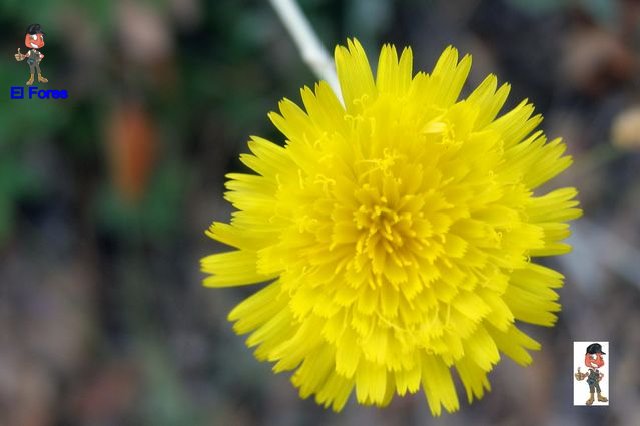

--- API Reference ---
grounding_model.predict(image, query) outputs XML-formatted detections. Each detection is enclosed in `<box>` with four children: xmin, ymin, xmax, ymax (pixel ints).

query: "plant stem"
<box><xmin>269</xmin><ymin>0</ymin><xmax>343</xmax><ymax>104</ymax></box>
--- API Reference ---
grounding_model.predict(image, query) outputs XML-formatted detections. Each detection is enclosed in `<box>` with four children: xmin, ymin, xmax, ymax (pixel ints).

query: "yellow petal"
<box><xmin>376</xmin><ymin>44</ymin><xmax>413</xmax><ymax>95</ymax></box>
<box><xmin>201</xmin><ymin>250</ymin><xmax>277</xmax><ymax>287</ymax></box>
<box><xmin>421</xmin><ymin>354</ymin><xmax>460</xmax><ymax>416</ymax></box>
<box><xmin>335</xmin><ymin>38</ymin><xmax>377</xmax><ymax>112</ymax></box>
<box><xmin>426</xmin><ymin>46</ymin><xmax>472</xmax><ymax>108</ymax></box>
<box><xmin>355</xmin><ymin>359</ymin><xmax>388</xmax><ymax>405</ymax></box>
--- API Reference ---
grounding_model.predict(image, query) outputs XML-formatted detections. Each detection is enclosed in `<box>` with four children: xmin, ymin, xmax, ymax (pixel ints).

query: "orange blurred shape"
<box><xmin>106</xmin><ymin>102</ymin><xmax>157</xmax><ymax>203</ymax></box>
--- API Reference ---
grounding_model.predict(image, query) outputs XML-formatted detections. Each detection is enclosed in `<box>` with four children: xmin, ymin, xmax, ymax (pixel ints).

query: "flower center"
<box><xmin>351</xmin><ymin>183</ymin><xmax>420</xmax><ymax>280</ymax></box>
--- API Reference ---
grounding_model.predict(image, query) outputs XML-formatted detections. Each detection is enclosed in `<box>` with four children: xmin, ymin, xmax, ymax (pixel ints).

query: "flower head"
<box><xmin>202</xmin><ymin>39</ymin><xmax>581</xmax><ymax>415</ymax></box>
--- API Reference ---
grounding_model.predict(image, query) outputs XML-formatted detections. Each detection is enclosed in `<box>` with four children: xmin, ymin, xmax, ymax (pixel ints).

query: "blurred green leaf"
<box><xmin>143</xmin><ymin>162</ymin><xmax>187</xmax><ymax>237</ymax></box>
<box><xmin>0</xmin><ymin>192</ymin><xmax>13</xmax><ymax>242</ymax></box>
<box><xmin>140</xmin><ymin>343</ymin><xmax>200</xmax><ymax>426</ymax></box>
<box><xmin>95</xmin><ymin>160</ymin><xmax>188</xmax><ymax>243</ymax></box>
<box><xmin>0</xmin><ymin>153</ymin><xmax>40</xmax><ymax>243</ymax></box>
<box><xmin>0</xmin><ymin>66</ymin><xmax>71</xmax><ymax>146</ymax></box>
<box><xmin>0</xmin><ymin>0</ymin><xmax>58</xmax><ymax>20</ymax></box>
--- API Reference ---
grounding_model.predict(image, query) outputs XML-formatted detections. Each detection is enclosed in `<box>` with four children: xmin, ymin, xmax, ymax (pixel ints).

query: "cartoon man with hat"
<box><xmin>575</xmin><ymin>343</ymin><xmax>609</xmax><ymax>405</ymax></box>
<box><xmin>14</xmin><ymin>24</ymin><xmax>48</xmax><ymax>86</ymax></box>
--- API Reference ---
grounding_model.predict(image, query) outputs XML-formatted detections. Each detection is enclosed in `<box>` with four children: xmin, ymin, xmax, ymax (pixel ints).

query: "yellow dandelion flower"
<box><xmin>201</xmin><ymin>39</ymin><xmax>582</xmax><ymax>415</ymax></box>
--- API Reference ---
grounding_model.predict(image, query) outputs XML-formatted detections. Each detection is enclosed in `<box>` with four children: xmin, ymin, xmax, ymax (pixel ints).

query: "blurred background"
<box><xmin>0</xmin><ymin>0</ymin><xmax>639</xmax><ymax>425</ymax></box>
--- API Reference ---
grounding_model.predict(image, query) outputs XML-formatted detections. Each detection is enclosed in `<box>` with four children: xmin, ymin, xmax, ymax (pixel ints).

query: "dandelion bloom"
<box><xmin>202</xmin><ymin>39</ymin><xmax>581</xmax><ymax>415</ymax></box>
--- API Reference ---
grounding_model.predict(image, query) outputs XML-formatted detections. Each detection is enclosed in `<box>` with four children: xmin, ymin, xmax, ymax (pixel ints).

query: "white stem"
<box><xmin>269</xmin><ymin>0</ymin><xmax>343</xmax><ymax>104</ymax></box>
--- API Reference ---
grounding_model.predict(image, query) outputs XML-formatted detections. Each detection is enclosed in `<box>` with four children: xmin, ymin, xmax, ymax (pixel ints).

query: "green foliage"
<box><xmin>0</xmin><ymin>68</ymin><xmax>71</xmax><ymax>144</ymax></box>
<box><xmin>0</xmin><ymin>152</ymin><xmax>38</xmax><ymax>242</ymax></box>
<box><xmin>95</xmin><ymin>161</ymin><xmax>188</xmax><ymax>244</ymax></box>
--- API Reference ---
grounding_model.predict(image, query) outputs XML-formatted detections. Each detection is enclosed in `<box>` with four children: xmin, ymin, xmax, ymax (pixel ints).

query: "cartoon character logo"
<box><xmin>574</xmin><ymin>343</ymin><xmax>609</xmax><ymax>406</ymax></box>
<box><xmin>14</xmin><ymin>24</ymin><xmax>48</xmax><ymax>86</ymax></box>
